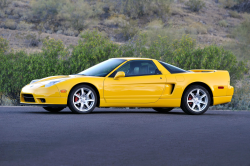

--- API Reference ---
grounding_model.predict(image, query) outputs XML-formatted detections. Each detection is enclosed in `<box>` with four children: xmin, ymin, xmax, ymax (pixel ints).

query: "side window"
<box><xmin>109</xmin><ymin>60</ymin><xmax>161</xmax><ymax>77</ymax></box>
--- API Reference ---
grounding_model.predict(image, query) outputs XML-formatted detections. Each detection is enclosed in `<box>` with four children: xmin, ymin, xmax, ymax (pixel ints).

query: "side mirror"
<box><xmin>114</xmin><ymin>71</ymin><xmax>125</xmax><ymax>80</ymax></box>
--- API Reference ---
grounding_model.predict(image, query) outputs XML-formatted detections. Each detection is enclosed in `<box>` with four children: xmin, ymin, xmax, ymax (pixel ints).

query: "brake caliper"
<box><xmin>74</xmin><ymin>93</ymin><xmax>80</xmax><ymax>102</ymax></box>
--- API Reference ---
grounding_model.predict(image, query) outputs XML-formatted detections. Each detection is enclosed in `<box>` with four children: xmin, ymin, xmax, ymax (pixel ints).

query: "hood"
<box><xmin>32</xmin><ymin>75</ymin><xmax>87</xmax><ymax>84</ymax></box>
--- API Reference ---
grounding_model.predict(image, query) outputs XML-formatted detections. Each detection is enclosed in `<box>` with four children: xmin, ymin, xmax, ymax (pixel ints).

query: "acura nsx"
<box><xmin>20</xmin><ymin>58</ymin><xmax>234</xmax><ymax>115</ymax></box>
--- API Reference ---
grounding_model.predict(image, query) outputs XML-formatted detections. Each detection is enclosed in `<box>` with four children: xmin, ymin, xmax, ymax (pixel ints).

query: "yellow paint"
<box><xmin>20</xmin><ymin>58</ymin><xmax>234</xmax><ymax>107</ymax></box>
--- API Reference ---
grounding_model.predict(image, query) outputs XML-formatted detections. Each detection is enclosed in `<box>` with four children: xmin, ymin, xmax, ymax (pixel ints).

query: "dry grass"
<box><xmin>186</xmin><ymin>22</ymin><xmax>207</xmax><ymax>34</ymax></box>
<box><xmin>104</xmin><ymin>15</ymin><xmax>128</xmax><ymax>28</ymax></box>
<box><xmin>146</xmin><ymin>20</ymin><xmax>164</xmax><ymax>29</ymax></box>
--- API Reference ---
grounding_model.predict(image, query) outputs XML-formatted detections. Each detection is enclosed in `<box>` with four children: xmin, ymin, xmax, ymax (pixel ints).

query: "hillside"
<box><xmin>0</xmin><ymin>0</ymin><xmax>249</xmax><ymax>58</ymax></box>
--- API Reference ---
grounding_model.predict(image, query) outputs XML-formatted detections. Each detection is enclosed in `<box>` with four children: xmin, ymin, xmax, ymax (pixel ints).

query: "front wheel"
<box><xmin>43</xmin><ymin>107</ymin><xmax>65</xmax><ymax>112</ymax></box>
<box><xmin>181</xmin><ymin>85</ymin><xmax>211</xmax><ymax>115</ymax></box>
<box><xmin>68</xmin><ymin>85</ymin><xmax>97</xmax><ymax>114</ymax></box>
<box><xmin>153</xmin><ymin>107</ymin><xmax>174</xmax><ymax>113</ymax></box>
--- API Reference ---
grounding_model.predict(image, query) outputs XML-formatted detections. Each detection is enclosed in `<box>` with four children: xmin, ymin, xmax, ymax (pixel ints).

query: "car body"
<box><xmin>20</xmin><ymin>58</ymin><xmax>234</xmax><ymax>115</ymax></box>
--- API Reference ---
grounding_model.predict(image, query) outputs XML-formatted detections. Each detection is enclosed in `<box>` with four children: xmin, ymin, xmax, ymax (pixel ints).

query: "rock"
<box><xmin>56</xmin><ymin>30</ymin><xmax>63</xmax><ymax>34</ymax></box>
<box><xmin>46</xmin><ymin>30</ymin><xmax>53</xmax><ymax>34</ymax></box>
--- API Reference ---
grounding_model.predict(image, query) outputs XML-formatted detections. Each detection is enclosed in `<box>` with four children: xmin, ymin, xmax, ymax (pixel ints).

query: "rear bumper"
<box><xmin>227</xmin><ymin>86</ymin><xmax>234</xmax><ymax>96</ymax></box>
<box><xmin>213</xmin><ymin>96</ymin><xmax>232</xmax><ymax>105</ymax></box>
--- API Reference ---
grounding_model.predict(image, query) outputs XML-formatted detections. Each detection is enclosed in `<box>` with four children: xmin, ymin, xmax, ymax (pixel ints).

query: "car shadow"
<box><xmin>22</xmin><ymin>109</ymin><xmax>188</xmax><ymax>115</ymax></box>
<box><xmin>20</xmin><ymin>108</ymin><xmax>238</xmax><ymax>116</ymax></box>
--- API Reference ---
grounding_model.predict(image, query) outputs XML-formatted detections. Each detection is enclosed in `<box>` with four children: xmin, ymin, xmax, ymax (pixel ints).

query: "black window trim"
<box><xmin>109</xmin><ymin>60</ymin><xmax>162</xmax><ymax>78</ymax></box>
<box><xmin>158</xmin><ymin>61</ymin><xmax>187</xmax><ymax>74</ymax></box>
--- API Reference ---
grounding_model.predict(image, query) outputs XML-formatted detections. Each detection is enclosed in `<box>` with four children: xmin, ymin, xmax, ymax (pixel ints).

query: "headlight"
<box><xmin>45</xmin><ymin>80</ymin><xmax>65</xmax><ymax>88</ymax></box>
<box><xmin>30</xmin><ymin>79</ymin><xmax>40</xmax><ymax>84</ymax></box>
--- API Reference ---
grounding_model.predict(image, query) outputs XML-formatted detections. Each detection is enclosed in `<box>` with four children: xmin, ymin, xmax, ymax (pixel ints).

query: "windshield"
<box><xmin>78</xmin><ymin>59</ymin><xmax>126</xmax><ymax>77</ymax></box>
<box><xmin>159</xmin><ymin>61</ymin><xmax>187</xmax><ymax>74</ymax></box>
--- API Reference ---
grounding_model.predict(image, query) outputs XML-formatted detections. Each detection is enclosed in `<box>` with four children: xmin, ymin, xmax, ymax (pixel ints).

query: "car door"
<box><xmin>103</xmin><ymin>60</ymin><xmax>166</xmax><ymax>103</ymax></box>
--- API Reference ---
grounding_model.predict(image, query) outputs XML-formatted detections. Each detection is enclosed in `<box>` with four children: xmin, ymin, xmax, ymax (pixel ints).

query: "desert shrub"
<box><xmin>146</xmin><ymin>20</ymin><xmax>164</xmax><ymax>29</ymax></box>
<box><xmin>4</xmin><ymin>19</ymin><xmax>17</xmax><ymax>30</ymax></box>
<box><xmin>218</xmin><ymin>20</ymin><xmax>228</xmax><ymax>27</ymax></box>
<box><xmin>12</xmin><ymin>8</ymin><xmax>24</xmax><ymax>17</ymax></box>
<box><xmin>223</xmin><ymin>17</ymin><xmax>250</xmax><ymax>60</ymax></box>
<box><xmin>12</xmin><ymin>1</ymin><xmax>30</xmax><ymax>8</ymax></box>
<box><xmin>0</xmin><ymin>37</ymin><xmax>9</xmax><ymax>54</ymax></box>
<box><xmin>233</xmin><ymin>18</ymin><xmax>250</xmax><ymax>45</ymax></box>
<box><xmin>104</xmin><ymin>15</ymin><xmax>128</xmax><ymax>28</ymax></box>
<box><xmin>31</xmin><ymin>0</ymin><xmax>66</xmax><ymax>22</ymax></box>
<box><xmin>219</xmin><ymin>0</ymin><xmax>237</xmax><ymax>8</ymax></box>
<box><xmin>219</xmin><ymin>0</ymin><xmax>245</xmax><ymax>8</ymax></box>
<box><xmin>0</xmin><ymin>10</ymin><xmax>5</xmax><ymax>18</ymax></box>
<box><xmin>0</xmin><ymin>0</ymin><xmax>9</xmax><ymax>7</ymax></box>
<box><xmin>143</xmin><ymin>27</ymin><xmax>184</xmax><ymax>46</ymax></box>
<box><xmin>117</xmin><ymin>0</ymin><xmax>172</xmax><ymax>19</ymax></box>
<box><xmin>17</xmin><ymin>21</ymin><xmax>34</xmax><ymax>31</ymax></box>
<box><xmin>185</xmin><ymin>0</ymin><xmax>205</xmax><ymax>12</ymax></box>
<box><xmin>117</xmin><ymin>20</ymin><xmax>139</xmax><ymax>41</ymax></box>
<box><xmin>64</xmin><ymin>28</ymin><xmax>77</xmax><ymax>36</ymax></box>
<box><xmin>59</xmin><ymin>0</ymin><xmax>93</xmax><ymax>31</ymax></box>
<box><xmin>91</xmin><ymin>1</ymin><xmax>105</xmax><ymax>17</ymax></box>
<box><xmin>229</xmin><ymin>10</ymin><xmax>241</xmax><ymax>18</ymax></box>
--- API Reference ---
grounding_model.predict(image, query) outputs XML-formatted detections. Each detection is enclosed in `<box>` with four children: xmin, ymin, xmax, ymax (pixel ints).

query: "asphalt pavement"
<box><xmin>0</xmin><ymin>107</ymin><xmax>250</xmax><ymax>166</ymax></box>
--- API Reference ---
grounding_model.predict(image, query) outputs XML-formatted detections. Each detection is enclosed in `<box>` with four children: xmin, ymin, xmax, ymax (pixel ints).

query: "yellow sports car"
<box><xmin>20</xmin><ymin>58</ymin><xmax>234</xmax><ymax>115</ymax></box>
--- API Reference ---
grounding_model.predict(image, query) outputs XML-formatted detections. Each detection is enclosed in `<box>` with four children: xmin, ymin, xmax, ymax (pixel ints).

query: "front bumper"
<box><xmin>20</xmin><ymin>84</ymin><xmax>68</xmax><ymax>105</ymax></box>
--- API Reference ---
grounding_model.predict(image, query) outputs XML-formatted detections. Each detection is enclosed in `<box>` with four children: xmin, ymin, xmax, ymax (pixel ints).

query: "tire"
<box><xmin>181</xmin><ymin>85</ymin><xmax>211</xmax><ymax>115</ymax></box>
<box><xmin>153</xmin><ymin>107</ymin><xmax>174</xmax><ymax>113</ymax></box>
<box><xmin>68</xmin><ymin>84</ymin><xmax>97</xmax><ymax>114</ymax></box>
<box><xmin>43</xmin><ymin>107</ymin><xmax>65</xmax><ymax>112</ymax></box>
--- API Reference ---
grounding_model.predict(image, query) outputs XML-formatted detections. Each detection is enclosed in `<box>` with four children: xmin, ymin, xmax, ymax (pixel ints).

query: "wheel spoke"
<box><xmin>87</xmin><ymin>91</ymin><xmax>92</xmax><ymax>97</ymax></box>
<box><xmin>85</xmin><ymin>103</ymin><xmax>90</xmax><ymax>109</ymax></box>
<box><xmin>74</xmin><ymin>100</ymin><xmax>81</xmax><ymax>104</ymax></box>
<box><xmin>81</xmin><ymin>88</ymin><xmax>85</xmax><ymax>96</ymax></box>
<box><xmin>190</xmin><ymin>92</ymin><xmax>195</xmax><ymax>98</ymax></box>
<box><xmin>192</xmin><ymin>103</ymin><xmax>196</xmax><ymax>109</ymax></box>
<box><xmin>80</xmin><ymin>103</ymin><xmax>84</xmax><ymax>111</ymax></box>
<box><xmin>188</xmin><ymin>100</ymin><xmax>194</xmax><ymax>102</ymax></box>
<box><xmin>197</xmin><ymin>89</ymin><xmax>200</xmax><ymax>96</ymax></box>
<box><xmin>86</xmin><ymin>99</ymin><xmax>94</xmax><ymax>102</ymax></box>
<box><xmin>75</xmin><ymin>94</ymin><xmax>81</xmax><ymax>98</ymax></box>
<box><xmin>197</xmin><ymin>104</ymin><xmax>201</xmax><ymax>111</ymax></box>
<box><xmin>201</xmin><ymin>94</ymin><xmax>206</xmax><ymax>99</ymax></box>
<box><xmin>200</xmin><ymin>101</ymin><xmax>206</xmax><ymax>105</ymax></box>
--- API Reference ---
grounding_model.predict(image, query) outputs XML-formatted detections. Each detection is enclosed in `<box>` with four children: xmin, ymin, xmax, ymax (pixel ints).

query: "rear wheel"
<box><xmin>153</xmin><ymin>107</ymin><xmax>174</xmax><ymax>113</ymax></box>
<box><xmin>43</xmin><ymin>107</ymin><xmax>65</xmax><ymax>112</ymax></box>
<box><xmin>181</xmin><ymin>85</ymin><xmax>211</xmax><ymax>115</ymax></box>
<box><xmin>68</xmin><ymin>85</ymin><xmax>97</xmax><ymax>114</ymax></box>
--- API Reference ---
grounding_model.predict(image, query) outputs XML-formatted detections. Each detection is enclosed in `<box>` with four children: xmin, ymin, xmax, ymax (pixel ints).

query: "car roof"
<box><xmin>112</xmin><ymin>57</ymin><xmax>154</xmax><ymax>60</ymax></box>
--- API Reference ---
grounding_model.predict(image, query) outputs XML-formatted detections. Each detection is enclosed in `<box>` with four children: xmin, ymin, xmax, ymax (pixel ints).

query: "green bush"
<box><xmin>0</xmin><ymin>37</ymin><xmax>9</xmax><ymax>54</ymax></box>
<box><xmin>69</xmin><ymin>30</ymin><xmax>121</xmax><ymax>73</ymax></box>
<box><xmin>185</xmin><ymin>0</ymin><xmax>205</xmax><ymax>12</ymax></box>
